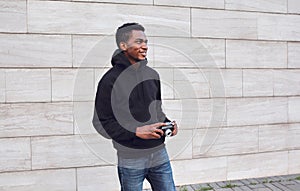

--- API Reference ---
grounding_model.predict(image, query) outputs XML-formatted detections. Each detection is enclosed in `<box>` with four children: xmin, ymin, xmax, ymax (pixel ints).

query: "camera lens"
<box><xmin>165</xmin><ymin>129</ymin><xmax>172</xmax><ymax>137</ymax></box>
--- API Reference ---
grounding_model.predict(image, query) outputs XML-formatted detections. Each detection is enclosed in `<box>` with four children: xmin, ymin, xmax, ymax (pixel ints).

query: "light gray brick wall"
<box><xmin>0</xmin><ymin>0</ymin><xmax>300</xmax><ymax>190</ymax></box>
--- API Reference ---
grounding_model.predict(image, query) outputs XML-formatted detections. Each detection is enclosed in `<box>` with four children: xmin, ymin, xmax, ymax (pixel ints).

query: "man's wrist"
<box><xmin>135</xmin><ymin>126</ymin><xmax>140</xmax><ymax>137</ymax></box>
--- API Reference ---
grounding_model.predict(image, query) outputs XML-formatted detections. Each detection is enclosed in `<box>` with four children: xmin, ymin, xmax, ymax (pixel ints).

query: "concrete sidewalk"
<box><xmin>144</xmin><ymin>174</ymin><xmax>300</xmax><ymax>191</ymax></box>
<box><xmin>176</xmin><ymin>174</ymin><xmax>300</xmax><ymax>191</ymax></box>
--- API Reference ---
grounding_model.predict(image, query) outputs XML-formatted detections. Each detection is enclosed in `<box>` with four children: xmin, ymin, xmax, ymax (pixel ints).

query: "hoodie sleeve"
<box><xmin>93</xmin><ymin>76</ymin><xmax>137</xmax><ymax>142</ymax></box>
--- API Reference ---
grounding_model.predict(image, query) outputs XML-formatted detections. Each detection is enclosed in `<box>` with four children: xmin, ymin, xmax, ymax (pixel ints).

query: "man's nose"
<box><xmin>141</xmin><ymin>42</ymin><xmax>148</xmax><ymax>50</ymax></box>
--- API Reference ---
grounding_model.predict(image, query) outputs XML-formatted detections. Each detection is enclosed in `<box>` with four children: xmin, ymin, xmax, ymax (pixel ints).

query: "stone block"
<box><xmin>0</xmin><ymin>138</ymin><xmax>31</xmax><ymax>172</ymax></box>
<box><xmin>0</xmin><ymin>169</ymin><xmax>76</xmax><ymax>191</ymax></box>
<box><xmin>259</xmin><ymin>124</ymin><xmax>288</xmax><ymax>152</ymax></box>
<box><xmin>205</xmin><ymin>69</ymin><xmax>242</xmax><ymax>97</ymax></box>
<box><xmin>258</xmin><ymin>13</ymin><xmax>300</xmax><ymax>41</ymax></box>
<box><xmin>0</xmin><ymin>34</ymin><xmax>72</xmax><ymax>67</ymax></box>
<box><xmin>166</xmin><ymin>129</ymin><xmax>193</xmax><ymax>160</ymax></box>
<box><xmin>72</xmin><ymin>35</ymin><xmax>116</xmax><ymax>68</ymax></box>
<box><xmin>163</xmin><ymin>98</ymin><xmax>226</xmax><ymax>129</ymax></box>
<box><xmin>192</xmin><ymin>11</ymin><xmax>300</xmax><ymax>41</ymax></box>
<box><xmin>289</xmin><ymin>150</ymin><xmax>300</xmax><ymax>174</ymax></box>
<box><xmin>288</xmin><ymin>0</ymin><xmax>300</xmax><ymax>13</ymax></box>
<box><xmin>0</xmin><ymin>102</ymin><xmax>73</xmax><ymax>137</ymax></box>
<box><xmin>52</xmin><ymin>68</ymin><xmax>94</xmax><ymax>101</ymax></box>
<box><xmin>0</xmin><ymin>70</ymin><xmax>5</xmax><ymax>102</ymax></box>
<box><xmin>32</xmin><ymin>135</ymin><xmax>117</xmax><ymax>169</ymax></box>
<box><xmin>172</xmin><ymin>157</ymin><xmax>227</xmax><ymax>185</ymax></box>
<box><xmin>153</xmin><ymin>37</ymin><xmax>225</xmax><ymax>68</ymax></box>
<box><xmin>154</xmin><ymin>0</ymin><xmax>224</xmax><ymax>9</ymax></box>
<box><xmin>6</xmin><ymin>69</ymin><xmax>51</xmax><ymax>102</ymax></box>
<box><xmin>226</xmin><ymin>40</ymin><xmax>287</xmax><ymax>68</ymax></box>
<box><xmin>288</xmin><ymin>123</ymin><xmax>300</xmax><ymax>149</ymax></box>
<box><xmin>288</xmin><ymin>42</ymin><xmax>300</xmax><ymax>68</ymax></box>
<box><xmin>193</xmin><ymin>126</ymin><xmax>258</xmax><ymax>157</ymax></box>
<box><xmin>0</xmin><ymin>0</ymin><xmax>26</xmax><ymax>32</ymax></box>
<box><xmin>226</xmin><ymin>97</ymin><xmax>288</xmax><ymax>126</ymax></box>
<box><xmin>288</xmin><ymin>97</ymin><xmax>300</xmax><ymax>122</ymax></box>
<box><xmin>192</xmin><ymin>9</ymin><xmax>258</xmax><ymax>39</ymax></box>
<box><xmin>74</xmin><ymin>0</ymin><xmax>152</xmax><ymax>4</ymax></box>
<box><xmin>155</xmin><ymin>68</ymin><xmax>174</xmax><ymax>99</ymax></box>
<box><xmin>163</xmin><ymin>99</ymin><xmax>199</xmax><ymax>129</ymax></box>
<box><xmin>73</xmin><ymin>68</ymin><xmax>95</xmax><ymax>101</ymax></box>
<box><xmin>243</xmin><ymin>69</ymin><xmax>273</xmax><ymax>97</ymax></box>
<box><xmin>73</xmin><ymin>101</ymin><xmax>98</xmax><ymax>135</ymax></box>
<box><xmin>227</xmin><ymin>151</ymin><xmax>288</xmax><ymax>180</ymax></box>
<box><xmin>77</xmin><ymin>166</ymin><xmax>119</xmax><ymax>191</ymax></box>
<box><xmin>51</xmin><ymin>69</ymin><xmax>77</xmax><ymax>102</ymax></box>
<box><xmin>274</xmin><ymin>70</ymin><xmax>300</xmax><ymax>96</ymax></box>
<box><xmin>220</xmin><ymin>69</ymin><xmax>243</xmax><ymax>97</ymax></box>
<box><xmin>174</xmin><ymin>69</ymin><xmax>210</xmax><ymax>98</ymax></box>
<box><xmin>28</xmin><ymin>1</ymin><xmax>190</xmax><ymax>37</ymax></box>
<box><xmin>225</xmin><ymin>0</ymin><xmax>287</xmax><ymax>13</ymax></box>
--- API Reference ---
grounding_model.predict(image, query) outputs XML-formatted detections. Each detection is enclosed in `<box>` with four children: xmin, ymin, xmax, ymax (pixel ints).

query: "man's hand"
<box><xmin>171</xmin><ymin>121</ymin><xmax>178</xmax><ymax>136</ymax></box>
<box><xmin>136</xmin><ymin>122</ymin><xmax>165</xmax><ymax>139</ymax></box>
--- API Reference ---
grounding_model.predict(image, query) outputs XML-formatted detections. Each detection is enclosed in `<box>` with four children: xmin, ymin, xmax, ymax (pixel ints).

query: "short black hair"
<box><xmin>116</xmin><ymin>23</ymin><xmax>145</xmax><ymax>48</ymax></box>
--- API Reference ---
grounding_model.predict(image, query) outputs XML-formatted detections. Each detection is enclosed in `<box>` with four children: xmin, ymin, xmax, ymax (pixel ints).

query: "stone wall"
<box><xmin>1</xmin><ymin>0</ymin><xmax>300</xmax><ymax>190</ymax></box>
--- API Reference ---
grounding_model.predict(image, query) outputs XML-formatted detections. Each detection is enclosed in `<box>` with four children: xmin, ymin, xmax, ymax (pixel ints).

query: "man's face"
<box><xmin>122</xmin><ymin>30</ymin><xmax>148</xmax><ymax>64</ymax></box>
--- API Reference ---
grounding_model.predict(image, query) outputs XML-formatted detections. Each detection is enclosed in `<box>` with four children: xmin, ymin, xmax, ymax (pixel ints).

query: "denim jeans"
<box><xmin>117</xmin><ymin>147</ymin><xmax>176</xmax><ymax>191</ymax></box>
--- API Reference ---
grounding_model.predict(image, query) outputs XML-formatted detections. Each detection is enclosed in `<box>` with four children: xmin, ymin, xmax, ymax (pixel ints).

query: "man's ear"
<box><xmin>119</xmin><ymin>42</ymin><xmax>127</xmax><ymax>51</ymax></box>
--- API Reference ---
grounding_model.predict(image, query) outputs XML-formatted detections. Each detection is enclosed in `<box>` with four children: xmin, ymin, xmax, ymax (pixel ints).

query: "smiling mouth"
<box><xmin>140</xmin><ymin>52</ymin><xmax>147</xmax><ymax>57</ymax></box>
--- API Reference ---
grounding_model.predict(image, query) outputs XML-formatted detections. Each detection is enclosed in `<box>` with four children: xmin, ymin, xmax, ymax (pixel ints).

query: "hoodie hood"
<box><xmin>111</xmin><ymin>49</ymin><xmax>148</xmax><ymax>68</ymax></box>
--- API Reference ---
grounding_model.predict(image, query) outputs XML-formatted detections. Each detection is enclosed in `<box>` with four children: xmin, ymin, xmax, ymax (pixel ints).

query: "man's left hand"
<box><xmin>171</xmin><ymin>121</ymin><xmax>178</xmax><ymax>136</ymax></box>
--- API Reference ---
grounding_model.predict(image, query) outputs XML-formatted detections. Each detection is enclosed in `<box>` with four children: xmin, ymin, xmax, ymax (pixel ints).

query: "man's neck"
<box><xmin>132</xmin><ymin>62</ymin><xmax>140</xmax><ymax>69</ymax></box>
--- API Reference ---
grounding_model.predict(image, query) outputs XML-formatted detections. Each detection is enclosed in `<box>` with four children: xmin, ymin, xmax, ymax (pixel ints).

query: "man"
<box><xmin>93</xmin><ymin>23</ymin><xmax>177</xmax><ymax>191</ymax></box>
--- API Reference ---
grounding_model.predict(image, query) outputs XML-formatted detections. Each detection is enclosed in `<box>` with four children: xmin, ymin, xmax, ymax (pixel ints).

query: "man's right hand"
<box><xmin>135</xmin><ymin>122</ymin><xmax>165</xmax><ymax>139</ymax></box>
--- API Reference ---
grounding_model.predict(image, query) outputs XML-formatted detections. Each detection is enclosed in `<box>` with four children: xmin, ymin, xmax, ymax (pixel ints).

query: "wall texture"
<box><xmin>1</xmin><ymin>0</ymin><xmax>300</xmax><ymax>190</ymax></box>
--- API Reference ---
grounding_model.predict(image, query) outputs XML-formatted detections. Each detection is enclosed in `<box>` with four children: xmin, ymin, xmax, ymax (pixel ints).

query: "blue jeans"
<box><xmin>117</xmin><ymin>148</ymin><xmax>176</xmax><ymax>191</ymax></box>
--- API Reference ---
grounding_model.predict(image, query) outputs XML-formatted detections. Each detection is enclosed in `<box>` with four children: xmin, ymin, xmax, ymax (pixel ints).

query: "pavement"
<box><xmin>144</xmin><ymin>174</ymin><xmax>300</xmax><ymax>191</ymax></box>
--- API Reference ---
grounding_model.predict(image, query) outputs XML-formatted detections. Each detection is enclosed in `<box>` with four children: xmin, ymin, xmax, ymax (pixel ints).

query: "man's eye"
<box><xmin>135</xmin><ymin>40</ymin><xmax>148</xmax><ymax>44</ymax></box>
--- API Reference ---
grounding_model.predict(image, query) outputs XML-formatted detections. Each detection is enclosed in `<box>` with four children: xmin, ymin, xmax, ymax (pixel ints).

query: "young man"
<box><xmin>93</xmin><ymin>23</ymin><xmax>177</xmax><ymax>191</ymax></box>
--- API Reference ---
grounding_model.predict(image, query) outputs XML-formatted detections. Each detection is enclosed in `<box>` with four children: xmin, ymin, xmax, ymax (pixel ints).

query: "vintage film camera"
<box><xmin>159</xmin><ymin>121</ymin><xmax>175</xmax><ymax>137</ymax></box>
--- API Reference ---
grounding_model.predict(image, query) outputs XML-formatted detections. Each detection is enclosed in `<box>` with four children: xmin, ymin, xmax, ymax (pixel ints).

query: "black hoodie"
<box><xmin>93</xmin><ymin>50</ymin><xmax>170</xmax><ymax>157</ymax></box>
